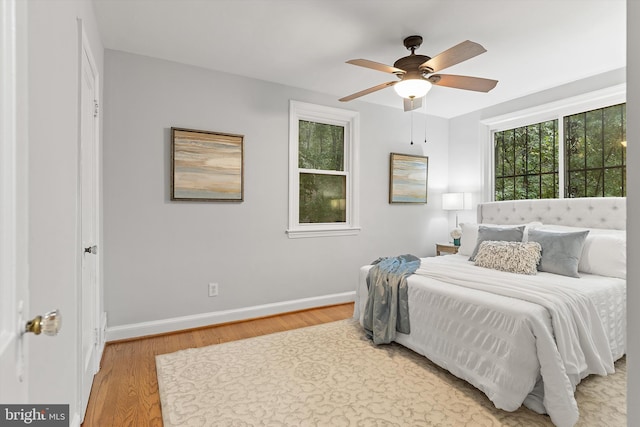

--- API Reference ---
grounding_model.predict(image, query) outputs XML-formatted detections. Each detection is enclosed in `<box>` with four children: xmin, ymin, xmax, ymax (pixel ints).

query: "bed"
<box><xmin>354</xmin><ymin>197</ymin><xmax>626</xmax><ymax>427</ymax></box>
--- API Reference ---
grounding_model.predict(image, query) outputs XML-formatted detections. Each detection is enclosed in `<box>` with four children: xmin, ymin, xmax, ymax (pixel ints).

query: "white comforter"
<box><xmin>354</xmin><ymin>254</ymin><xmax>626</xmax><ymax>427</ymax></box>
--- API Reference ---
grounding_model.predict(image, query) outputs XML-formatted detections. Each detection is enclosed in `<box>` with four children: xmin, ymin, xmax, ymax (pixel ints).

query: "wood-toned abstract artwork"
<box><xmin>389</xmin><ymin>153</ymin><xmax>428</xmax><ymax>204</ymax></box>
<box><xmin>171</xmin><ymin>127</ymin><xmax>244</xmax><ymax>201</ymax></box>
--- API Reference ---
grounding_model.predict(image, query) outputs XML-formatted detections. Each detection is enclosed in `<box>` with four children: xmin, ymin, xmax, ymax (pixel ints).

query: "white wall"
<box><xmin>103</xmin><ymin>50</ymin><xmax>450</xmax><ymax>331</ymax></box>
<box><xmin>626</xmin><ymin>1</ymin><xmax>639</xmax><ymax>424</ymax></box>
<box><xmin>26</xmin><ymin>0</ymin><xmax>103</xmax><ymax>422</ymax></box>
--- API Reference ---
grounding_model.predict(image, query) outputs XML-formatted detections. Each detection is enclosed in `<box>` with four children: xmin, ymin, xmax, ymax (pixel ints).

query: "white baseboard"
<box><xmin>105</xmin><ymin>291</ymin><xmax>355</xmax><ymax>342</ymax></box>
<box><xmin>95</xmin><ymin>312</ymin><xmax>107</xmax><ymax>369</ymax></box>
<box><xmin>70</xmin><ymin>413</ymin><xmax>81</xmax><ymax>427</ymax></box>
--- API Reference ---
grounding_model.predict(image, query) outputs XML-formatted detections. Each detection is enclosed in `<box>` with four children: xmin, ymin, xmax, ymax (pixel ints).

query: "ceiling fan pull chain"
<box><xmin>424</xmin><ymin>101</ymin><xmax>428</xmax><ymax>143</ymax></box>
<box><xmin>410</xmin><ymin>109</ymin><xmax>414</xmax><ymax>145</ymax></box>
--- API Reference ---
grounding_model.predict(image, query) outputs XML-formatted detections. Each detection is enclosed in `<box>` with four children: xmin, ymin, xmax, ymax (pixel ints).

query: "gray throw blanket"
<box><xmin>363</xmin><ymin>254</ymin><xmax>421</xmax><ymax>344</ymax></box>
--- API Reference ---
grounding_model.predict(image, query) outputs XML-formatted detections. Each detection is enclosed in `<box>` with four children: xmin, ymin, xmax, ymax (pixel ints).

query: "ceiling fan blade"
<box><xmin>339</xmin><ymin>81</ymin><xmax>397</xmax><ymax>102</ymax></box>
<box><xmin>428</xmin><ymin>74</ymin><xmax>498</xmax><ymax>92</ymax></box>
<box><xmin>403</xmin><ymin>97</ymin><xmax>423</xmax><ymax>112</ymax></box>
<box><xmin>420</xmin><ymin>40</ymin><xmax>487</xmax><ymax>73</ymax></box>
<box><xmin>346</xmin><ymin>59</ymin><xmax>406</xmax><ymax>75</ymax></box>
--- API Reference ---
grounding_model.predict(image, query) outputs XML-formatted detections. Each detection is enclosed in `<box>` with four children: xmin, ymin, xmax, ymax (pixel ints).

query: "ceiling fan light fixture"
<box><xmin>340</xmin><ymin>37</ymin><xmax>497</xmax><ymax>105</ymax></box>
<box><xmin>393</xmin><ymin>78</ymin><xmax>432</xmax><ymax>99</ymax></box>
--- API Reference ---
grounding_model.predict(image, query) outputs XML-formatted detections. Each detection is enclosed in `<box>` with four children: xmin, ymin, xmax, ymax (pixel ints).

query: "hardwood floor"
<box><xmin>82</xmin><ymin>303</ymin><xmax>355</xmax><ymax>427</ymax></box>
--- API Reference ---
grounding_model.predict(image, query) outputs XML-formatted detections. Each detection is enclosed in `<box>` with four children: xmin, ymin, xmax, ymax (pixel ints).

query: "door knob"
<box><xmin>84</xmin><ymin>245</ymin><xmax>97</xmax><ymax>255</ymax></box>
<box><xmin>24</xmin><ymin>309</ymin><xmax>62</xmax><ymax>336</ymax></box>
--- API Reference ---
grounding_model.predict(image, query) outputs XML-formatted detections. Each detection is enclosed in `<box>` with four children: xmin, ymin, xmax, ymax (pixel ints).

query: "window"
<box><xmin>487</xmin><ymin>87</ymin><xmax>626</xmax><ymax>201</ymax></box>
<box><xmin>565</xmin><ymin>103</ymin><xmax>626</xmax><ymax>197</ymax></box>
<box><xmin>287</xmin><ymin>101</ymin><xmax>360</xmax><ymax>238</ymax></box>
<box><xmin>299</xmin><ymin>120</ymin><xmax>346</xmax><ymax>223</ymax></box>
<box><xmin>494</xmin><ymin>120</ymin><xmax>558</xmax><ymax>200</ymax></box>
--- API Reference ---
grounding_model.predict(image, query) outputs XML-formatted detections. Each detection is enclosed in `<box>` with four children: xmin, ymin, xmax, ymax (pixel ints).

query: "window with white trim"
<box><xmin>287</xmin><ymin>101</ymin><xmax>360</xmax><ymax>238</ymax></box>
<box><xmin>483</xmin><ymin>85</ymin><xmax>626</xmax><ymax>201</ymax></box>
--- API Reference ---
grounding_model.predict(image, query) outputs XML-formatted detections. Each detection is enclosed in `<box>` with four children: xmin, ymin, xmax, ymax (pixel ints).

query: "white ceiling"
<box><xmin>92</xmin><ymin>0</ymin><xmax>626</xmax><ymax>118</ymax></box>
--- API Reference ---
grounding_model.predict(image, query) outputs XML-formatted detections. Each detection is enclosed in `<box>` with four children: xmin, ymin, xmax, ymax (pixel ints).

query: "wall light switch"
<box><xmin>208</xmin><ymin>283</ymin><xmax>219</xmax><ymax>297</ymax></box>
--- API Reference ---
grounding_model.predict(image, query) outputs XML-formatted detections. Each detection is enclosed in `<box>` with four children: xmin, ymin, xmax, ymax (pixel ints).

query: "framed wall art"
<box><xmin>171</xmin><ymin>127</ymin><xmax>244</xmax><ymax>201</ymax></box>
<box><xmin>389</xmin><ymin>153</ymin><xmax>428</xmax><ymax>204</ymax></box>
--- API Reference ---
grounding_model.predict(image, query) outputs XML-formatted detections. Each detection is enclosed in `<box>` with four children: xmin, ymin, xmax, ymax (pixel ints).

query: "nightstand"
<box><xmin>436</xmin><ymin>243</ymin><xmax>459</xmax><ymax>256</ymax></box>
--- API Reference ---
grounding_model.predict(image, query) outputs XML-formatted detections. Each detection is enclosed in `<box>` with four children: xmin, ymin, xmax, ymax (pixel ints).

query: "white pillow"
<box><xmin>536</xmin><ymin>225</ymin><xmax>626</xmax><ymax>279</ymax></box>
<box><xmin>458</xmin><ymin>222</ymin><xmax>542</xmax><ymax>257</ymax></box>
<box><xmin>457</xmin><ymin>223</ymin><xmax>480</xmax><ymax>256</ymax></box>
<box><xmin>580</xmin><ymin>232</ymin><xmax>626</xmax><ymax>279</ymax></box>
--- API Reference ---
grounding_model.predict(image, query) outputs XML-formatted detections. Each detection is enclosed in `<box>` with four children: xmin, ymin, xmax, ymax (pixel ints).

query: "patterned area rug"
<box><xmin>156</xmin><ymin>319</ymin><xmax>625</xmax><ymax>426</ymax></box>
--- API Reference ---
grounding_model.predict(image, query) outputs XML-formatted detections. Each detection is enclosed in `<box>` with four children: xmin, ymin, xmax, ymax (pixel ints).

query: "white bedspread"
<box><xmin>354</xmin><ymin>254</ymin><xmax>626</xmax><ymax>427</ymax></box>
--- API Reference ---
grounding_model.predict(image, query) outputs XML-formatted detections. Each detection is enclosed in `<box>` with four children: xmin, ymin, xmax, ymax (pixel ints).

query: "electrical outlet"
<box><xmin>208</xmin><ymin>283</ymin><xmax>219</xmax><ymax>297</ymax></box>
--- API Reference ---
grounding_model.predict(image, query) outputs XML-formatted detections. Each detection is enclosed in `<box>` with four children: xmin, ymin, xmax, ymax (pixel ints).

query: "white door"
<box><xmin>0</xmin><ymin>0</ymin><xmax>28</xmax><ymax>403</ymax></box>
<box><xmin>1</xmin><ymin>6</ymin><xmax>103</xmax><ymax>420</ymax></box>
<box><xmin>78</xmin><ymin>25</ymin><xmax>101</xmax><ymax>421</ymax></box>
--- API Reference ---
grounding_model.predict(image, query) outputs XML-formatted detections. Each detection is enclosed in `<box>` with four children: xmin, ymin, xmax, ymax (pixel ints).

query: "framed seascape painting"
<box><xmin>171</xmin><ymin>127</ymin><xmax>244</xmax><ymax>201</ymax></box>
<box><xmin>389</xmin><ymin>153</ymin><xmax>429</xmax><ymax>204</ymax></box>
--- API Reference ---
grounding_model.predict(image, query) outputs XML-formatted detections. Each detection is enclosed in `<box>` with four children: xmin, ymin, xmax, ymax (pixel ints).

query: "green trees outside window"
<box><xmin>298</xmin><ymin>120</ymin><xmax>347</xmax><ymax>223</ymax></box>
<box><xmin>565</xmin><ymin>103</ymin><xmax>626</xmax><ymax>198</ymax></box>
<box><xmin>495</xmin><ymin>120</ymin><xmax>558</xmax><ymax>201</ymax></box>
<box><xmin>494</xmin><ymin>103</ymin><xmax>626</xmax><ymax>201</ymax></box>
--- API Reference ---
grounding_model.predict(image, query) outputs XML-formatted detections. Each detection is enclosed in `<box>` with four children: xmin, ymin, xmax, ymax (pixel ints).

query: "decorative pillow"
<box><xmin>527</xmin><ymin>229</ymin><xmax>590</xmax><ymax>278</ymax></box>
<box><xmin>535</xmin><ymin>224</ymin><xmax>626</xmax><ymax>279</ymax></box>
<box><xmin>459</xmin><ymin>222</ymin><xmax>542</xmax><ymax>257</ymax></box>
<box><xmin>469</xmin><ymin>225</ymin><xmax>526</xmax><ymax>261</ymax></box>
<box><xmin>474</xmin><ymin>241</ymin><xmax>542</xmax><ymax>275</ymax></box>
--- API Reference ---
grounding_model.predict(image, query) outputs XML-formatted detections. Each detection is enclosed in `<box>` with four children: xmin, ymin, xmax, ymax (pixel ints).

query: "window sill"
<box><xmin>286</xmin><ymin>227</ymin><xmax>361</xmax><ymax>239</ymax></box>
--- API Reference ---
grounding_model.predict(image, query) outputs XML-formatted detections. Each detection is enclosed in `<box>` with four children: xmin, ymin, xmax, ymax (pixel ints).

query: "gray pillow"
<box><xmin>527</xmin><ymin>229</ymin><xmax>590</xmax><ymax>278</ymax></box>
<box><xmin>469</xmin><ymin>225</ymin><xmax>525</xmax><ymax>261</ymax></box>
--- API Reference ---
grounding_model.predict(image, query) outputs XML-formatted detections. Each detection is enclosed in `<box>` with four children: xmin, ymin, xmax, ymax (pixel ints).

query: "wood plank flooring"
<box><xmin>81</xmin><ymin>303</ymin><xmax>355</xmax><ymax>427</ymax></box>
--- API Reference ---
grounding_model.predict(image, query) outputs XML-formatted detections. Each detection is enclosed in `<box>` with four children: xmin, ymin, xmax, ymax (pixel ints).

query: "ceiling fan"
<box><xmin>339</xmin><ymin>35</ymin><xmax>498</xmax><ymax>111</ymax></box>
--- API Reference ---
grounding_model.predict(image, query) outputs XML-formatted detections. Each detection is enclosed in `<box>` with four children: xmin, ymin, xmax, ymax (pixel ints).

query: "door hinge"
<box><xmin>93</xmin><ymin>100</ymin><xmax>99</xmax><ymax>118</ymax></box>
<box><xmin>94</xmin><ymin>327</ymin><xmax>99</xmax><ymax>345</ymax></box>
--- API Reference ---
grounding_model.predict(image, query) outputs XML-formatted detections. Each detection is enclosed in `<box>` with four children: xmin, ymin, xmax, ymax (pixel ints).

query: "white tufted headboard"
<box><xmin>478</xmin><ymin>197</ymin><xmax>626</xmax><ymax>230</ymax></box>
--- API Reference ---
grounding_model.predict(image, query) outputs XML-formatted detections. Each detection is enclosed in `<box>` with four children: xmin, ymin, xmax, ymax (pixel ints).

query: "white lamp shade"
<box><xmin>442</xmin><ymin>193</ymin><xmax>464</xmax><ymax>210</ymax></box>
<box><xmin>393</xmin><ymin>79</ymin><xmax>432</xmax><ymax>99</ymax></box>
